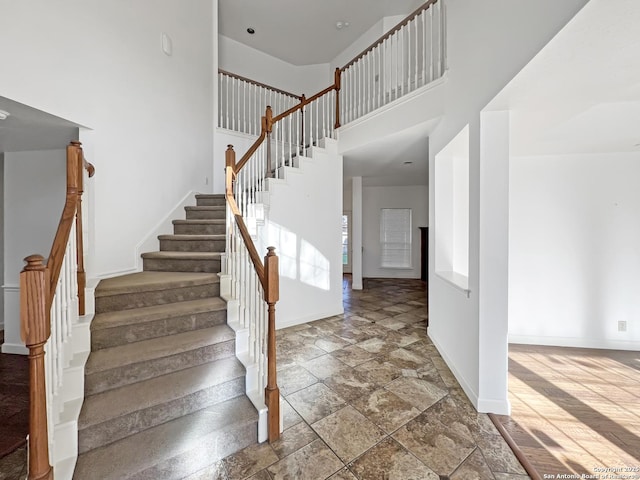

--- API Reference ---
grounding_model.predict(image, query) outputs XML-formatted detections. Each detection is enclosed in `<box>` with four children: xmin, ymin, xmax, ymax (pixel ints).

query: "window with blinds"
<box><xmin>380</xmin><ymin>208</ymin><xmax>412</xmax><ymax>268</ymax></box>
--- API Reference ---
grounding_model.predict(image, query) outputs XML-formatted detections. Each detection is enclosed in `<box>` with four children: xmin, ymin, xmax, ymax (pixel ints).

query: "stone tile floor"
<box><xmin>206</xmin><ymin>278</ymin><xmax>530</xmax><ymax>480</ymax></box>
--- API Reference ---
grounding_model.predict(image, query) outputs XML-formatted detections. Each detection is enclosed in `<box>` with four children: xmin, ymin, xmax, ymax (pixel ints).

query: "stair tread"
<box><xmin>195</xmin><ymin>194</ymin><xmax>225</xmax><ymax>199</ymax></box>
<box><xmin>92</xmin><ymin>297</ymin><xmax>226</xmax><ymax>331</ymax></box>
<box><xmin>80</xmin><ymin>357</ymin><xmax>245</xmax><ymax>428</ymax></box>
<box><xmin>85</xmin><ymin>325</ymin><xmax>234</xmax><ymax>375</ymax></box>
<box><xmin>96</xmin><ymin>272</ymin><xmax>219</xmax><ymax>298</ymax></box>
<box><xmin>184</xmin><ymin>206</ymin><xmax>225</xmax><ymax>211</ymax></box>
<box><xmin>74</xmin><ymin>396</ymin><xmax>257</xmax><ymax>480</ymax></box>
<box><xmin>157</xmin><ymin>234</ymin><xmax>225</xmax><ymax>241</ymax></box>
<box><xmin>173</xmin><ymin>219</ymin><xmax>225</xmax><ymax>224</ymax></box>
<box><xmin>141</xmin><ymin>251</ymin><xmax>222</xmax><ymax>259</ymax></box>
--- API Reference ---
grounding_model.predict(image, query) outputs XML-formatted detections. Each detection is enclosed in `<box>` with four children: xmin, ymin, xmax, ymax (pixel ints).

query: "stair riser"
<box><xmin>196</xmin><ymin>197</ymin><xmax>226</xmax><ymax>207</ymax></box>
<box><xmin>91</xmin><ymin>310</ymin><xmax>227</xmax><ymax>350</ymax></box>
<box><xmin>174</xmin><ymin>224</ymin><xmax>226</xmax><ymax>235</ymax></box>
<box><xmin>159</xmin><ymin>239</ymin><xmax>226</xmax><ymax>252</ymax></box>
<box><xmin>185</xmin><ymin>209</ymin><xmax>226</xmax><ymax>220</ymax></box>
<box><xmin>131</xmin><ymin>420</ymin><xmax>257</xmax><ymax>480</ymax></box>
<box><xmin>96</xmin><ymin>283</ymin><xmax>219</xmax><ymax>314</ymax></box>
<box><xmin>143</xmin><ymin>258</ymin><xmax>221</xmax><ymax>274</ymax></box>
<box><xmin>85</xmin><ymin>340</ymin><xmax>235</xmax><ymax>396</ymax></box>
<box><xmin>79</xmin><ymin>376</ymin><xmax>245</xmax><ymax>453</ymax></box>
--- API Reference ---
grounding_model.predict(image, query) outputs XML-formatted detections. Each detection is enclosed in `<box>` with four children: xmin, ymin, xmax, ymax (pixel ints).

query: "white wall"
<box><xmin>219</xmin><ymin>35</ymin><xmax>330</xmax><ymax>97</ymax></box>
<box><xmin>0</xmin><ymin>153</ymin><xmax>3</xmax><ymax>331</ymax></box>
<box><xmin>258</xmin><ymin>146</ymin><xmax>344</xmax><ymax>328</ymax></box>
<box><xmin>510</xmin><ymin>152</ymin><xmax>640</xmax><ymax>351</ymax></box>
<box><xmin>0</xmin><ymin>0</ymin><xmax>215</xmax><ymax>278</ymax></box>
<box><xmin>427</xmin><ymin>0</ymin><xmax>588</xmax><ymax>413</ymax></box>
<box><xmin>362</xmin><ymin>185</ymin><xmax>428</xmax><ymax>279</ymax></box>
<box><xmin>2</xmin><ymin>150</ymin><xmax>67</xmax><ymax>354</ymax></box>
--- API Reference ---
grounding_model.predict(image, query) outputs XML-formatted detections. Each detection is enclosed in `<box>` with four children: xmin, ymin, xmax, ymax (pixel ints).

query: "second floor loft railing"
<box><xmin>218</xmin><ymin>0</ymin><xmax>446</xmax><ymax>135</ymax></box>
<box><xmin>221</xmin><ymin>79</ymin><xmax>339</xmax><ymax>442</ymax></box>
<box><xmin>338</xmin><ymin>0</ymin><xmax>446</xmax><ymax>125</ymax></box>
<box><xmin>21</xmin><ymin>141</ymin><xmax>95</xmax><ymax>480</ymax></box>
<box><xmin>218</xmin><ymin>69</ymin><xmax>302</xmax><ymax>136</ymax></box>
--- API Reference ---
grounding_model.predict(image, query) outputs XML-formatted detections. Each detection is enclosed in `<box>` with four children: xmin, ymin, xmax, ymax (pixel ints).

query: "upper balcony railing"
<box><xmin>338</xmin><ymin>0</ymin><xmax>446</xmax><ymax>125</ymax></box>
<box><xmin>218</xmin><ymin>0</ymin><xmax>446</xmax><ymax>135</ymax></box>
<box><xmin>218</xmin><ymin>69</ymin><xmax>301</xmax><ymax>136</ymax></box>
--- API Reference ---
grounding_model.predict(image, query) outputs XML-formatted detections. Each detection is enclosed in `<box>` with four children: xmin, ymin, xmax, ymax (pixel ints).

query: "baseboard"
<box><xmin>429</xmin><ymin>330</ymin><xmax>480</xmax><ymax>410</ymax></box>
<box><xmin>509</xmin><ymin>334</ymin><xmax>640</xmax><ymax>352</ymax></box>
<box><xmin>477</xmin><ymin>397</ymin><xmax>511</xmax><ymax>415</ymax></box>
<box><xmin>133</xmin><ymin>190</ymin><xmax>199</xmax><ymax>270</ymax></box>
<box><xmin>276</xmin><ymin>306</ymin><xmax>345</xmax><ymax>330</ymax></box>
<box><xmin>1</xmin><ymin>342</ymin><xmax>28</xmax><ymax>355</ymax></box>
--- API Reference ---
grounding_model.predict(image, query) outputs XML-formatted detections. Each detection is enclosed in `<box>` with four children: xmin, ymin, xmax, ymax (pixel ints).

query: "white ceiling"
<box><xmin>219</xmin><ymin>0</ymin><xmax>422</xmax><ymax>66</ymax></box>
<box><xmin>0</xmin><ymin>97</ymin><xmax>80</xmax><ymax>153</ymax></box>
<box><xmin>489</xmin><ymin>0</ymin><xmax>640</xmax><ymax>157</ymax></box>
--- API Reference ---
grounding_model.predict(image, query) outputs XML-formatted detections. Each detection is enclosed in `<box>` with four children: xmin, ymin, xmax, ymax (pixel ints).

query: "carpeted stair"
<box><xmin>74</xmin><ymin>194</ymin><xmax>257</xmax><ymax>480</ymax></box>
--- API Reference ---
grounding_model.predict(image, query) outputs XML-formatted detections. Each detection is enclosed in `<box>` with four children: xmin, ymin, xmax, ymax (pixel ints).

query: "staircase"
<box><xmin>74</xmin><ymin>194</ymin><xmax>258</xmax><ymax>480</ymax></box>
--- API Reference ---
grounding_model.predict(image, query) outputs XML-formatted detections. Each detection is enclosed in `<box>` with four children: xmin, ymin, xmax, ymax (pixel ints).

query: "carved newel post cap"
<box><xmin>23</xmin><ymin>254</ymin><xmax>45</xmax><ymax>271</ymax></box>
<box><xmin>226</xmin><ymin>144</ymin><xmax>234</xmax><ymax>150</ymax></box>
<box><xmin>266</xmin><ymin>246</ymin><xmax>276</xmax><ymax>256</ymax></box>
<box><xmin>70</xmin><ymin>140</ymin><xmax>82</xmax><ymax>147</ymax></box>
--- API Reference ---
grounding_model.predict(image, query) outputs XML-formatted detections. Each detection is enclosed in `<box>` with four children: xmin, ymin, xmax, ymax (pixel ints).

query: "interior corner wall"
<box><xmin>427</xmin><ymin>0</ymin><xmax>588</xmax><ymax>412</ymax></box>
<box><xmin>218</xmin><ymin>35</ymin><xmax>330</xmax><ymax>96</ymax></box>
<box><xmin>362</xmin><ymin>185</ymin><xmax>428</xmax><ymax>279</ymax></box>
<box><xmin>509</xmin><ymin>152</ymin><xmax>640</xmax><ymax>351</ymax></box>
<box><xmin>258</xmin><ymin>148</ymin><xmax>344</xmax><ymax>329</ymax></box>
<box><xmin>0</xmin><ymin>0</ymin><xmax>215</xmax><ymax>278</ymax></box>
<box><xmin>2</xmin><ymin>150</ymin><xmax>66</xmax><ymax>354</ymax></box>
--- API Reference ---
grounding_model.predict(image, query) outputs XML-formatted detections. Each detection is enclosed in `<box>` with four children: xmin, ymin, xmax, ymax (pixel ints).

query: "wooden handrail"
<box><xmin>21</xmin><ymin>141</ymin><xmax>94</xmax><ymax>479</ymax></box>
<box><xmin>225</xmin><ymin>143</ymin><xmax>281</xmax><ymax>442</ymax></box>
<box><xmin>271</xmin><ymin>83</ymin><xmax>338</xmax><ymax>124</ymax></box>
<box><xmin>340</xmin><ymin>0</ymin><xmax>438</xmax><ymax>72</ymax></box>
<box><xmin>219</xmin><ymin>69</ymin><xmax>302</xmax><ymax>100</ymax></box>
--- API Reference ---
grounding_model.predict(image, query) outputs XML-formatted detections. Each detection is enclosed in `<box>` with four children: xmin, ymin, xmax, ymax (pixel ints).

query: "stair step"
<box><xmin>91</xmin><ymin>297</ymin><xmax>227</xmax><ymax>350</ymax></box>
<box><xmin>195</xmin><ymin>194</ymin><xmax>226</xmax><ymax>207</ymax></box>
<box><xmin>78</xmin><ymin>357</ymin><xmax>246</xmax><ymax>453</ymax></box>
<box><xmin>185</xmin><ymin>206</ymin><xmax>226</xmax><ymax>220</ymax></box>
<box><xmin>85</xmin><ymin>325</ymin><xmax>235</xmax><ymax>395</ymax></box>
<box><xmin>142</xmin><ymin>251</ymin><xmax>222</xmax><ymax>273</ymax></box>
<box><xmin>73</xmin><ymin>396</ymin><xmax>257</xmax><ymax>480</ymax></box>
<box><xmin>158</xmin><ymin>234</ymin><xmax>226</xmax><ymax>253</ymax></box>
<box><xmin>95</xmin><ymin>272</ymin><xmax>219</xmax><ymax>313</ymax></box>
<box><xmin>173</xmin><ymin>219</ymin><xmax>226</xmax><ymax>235</ymax></box>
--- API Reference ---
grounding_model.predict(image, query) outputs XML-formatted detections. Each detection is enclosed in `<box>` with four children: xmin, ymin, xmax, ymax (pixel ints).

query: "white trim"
<box><xmin>509</xmin><ymin>335</ymin><xmax>640</xmax><ymax>352</ymax></box>
<box><xmin>338</xmin><ymin>73</ymin><xmax>448</xmax><ymax>133</ymax></box>
<box><xmin>435</xmin><ymin>271</ymin><xmax>470</xmax><ymax>297</ymax></box>
<box><xmin>477</xmin><ymin>397</ymin><xmax>510</xmax><ymax>415</ymax></box>
<box><xmin>429</xmin><ymin>330</ymin><xmax>479</xmax><ymax>408</ymax></box>
<box><xmin>133</xmin><ymin>190</ymin><xmax>199</xmax><ymax>270</ymax></box>
<box><xmin>1</xmin><ymin>342</ymin><xmax>28</xmax><ymax>355</ymax></box>
<box><xmin>275</xmin><ymin>307</ymin><xmax>345</xmax><ymax>330</ymax></box>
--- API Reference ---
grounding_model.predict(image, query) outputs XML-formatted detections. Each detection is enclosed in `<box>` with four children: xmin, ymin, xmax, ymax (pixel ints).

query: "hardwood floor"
<box><xmin>498</xmin><ymin>344</ymin><xmax>640</xmax><ymax>478</ymax></box>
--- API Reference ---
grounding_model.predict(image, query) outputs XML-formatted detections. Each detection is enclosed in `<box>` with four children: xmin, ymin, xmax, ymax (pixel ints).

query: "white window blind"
<box><xmin>380</xmin><ymin>208</ymin><xmax>412</xmax><ymax>268</ymax></box>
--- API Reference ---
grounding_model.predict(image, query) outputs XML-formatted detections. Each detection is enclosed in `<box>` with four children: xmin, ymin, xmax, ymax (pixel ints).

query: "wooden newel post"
<box><xmin>334</xmin><ymin>67</ymin><xmax>342</xmax><ymax>129</ymax></box>
<box><xmin>225</xmin><ymin>144</ymin><xmax>236</xmax><ymax>170</ymax></box>
<box><xmin>265</xmin><ymin>106</ymin><xmax>273</xmax><ymax>179</ymax></box>
<box><xmin>20</xmin><ymin>255</ymin><xmax>53</xmax><ymax>480</ymax></box>
<box><xmin>263</xmin><ymin>246</ymin><xmax>280</xmax><ymax>443</ymax></box>
<box><xmin>72</xmin><ymin>141</ymin><xmax>87</xmax><ymax>316</ymax></box>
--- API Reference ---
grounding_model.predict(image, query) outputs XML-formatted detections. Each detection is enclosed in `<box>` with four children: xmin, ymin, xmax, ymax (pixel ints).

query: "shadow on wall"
<box><xmin>261</xmin><ymin>220</ymin><xmax>330</xmax><ymax>291</ymax></box>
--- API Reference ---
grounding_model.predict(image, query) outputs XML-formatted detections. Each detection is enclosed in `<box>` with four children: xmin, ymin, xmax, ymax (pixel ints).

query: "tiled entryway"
<box><xmin>206</xmin><ymin>278</ymin><xmax>529</xmax><ymax>480</ymax></box>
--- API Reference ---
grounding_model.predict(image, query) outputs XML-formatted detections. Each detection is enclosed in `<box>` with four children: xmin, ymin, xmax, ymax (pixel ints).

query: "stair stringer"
<box><xmin>218</xmin><ymin>276</ymin><xmax>269</xmax><ymax>443</ymax></box>
<box><xmin>49</xmin><ymin>282</ymin><xmax>96</xmax><ymax>480</ymax></box>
